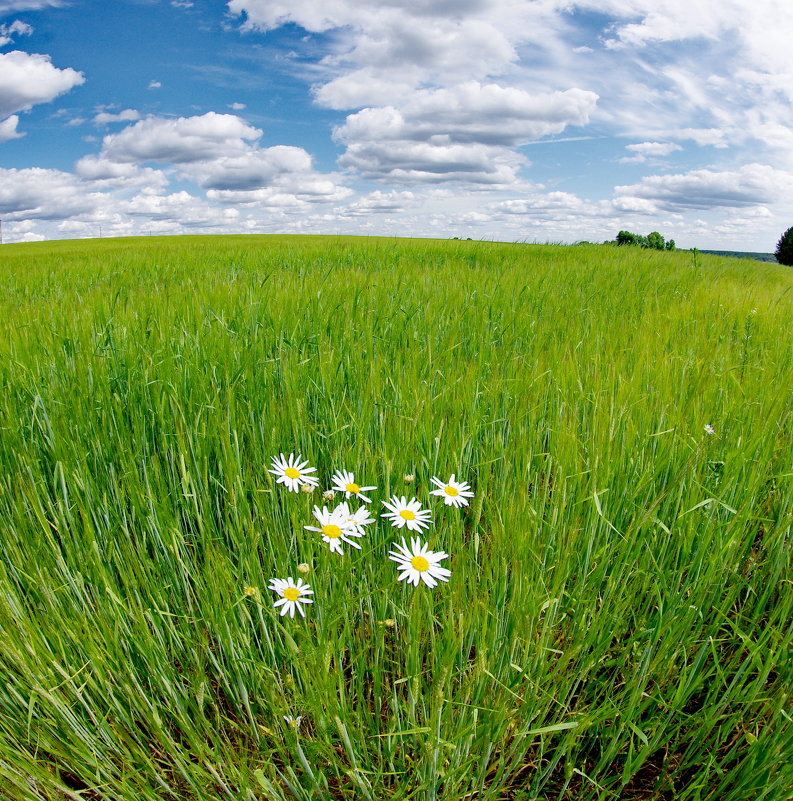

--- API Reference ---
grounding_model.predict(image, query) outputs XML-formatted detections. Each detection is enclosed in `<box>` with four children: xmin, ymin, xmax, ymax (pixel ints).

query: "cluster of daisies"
<box><xmin>262</xmin><ymin>453</ymin><xmax>474</xmax><ymax>618</ymax></box>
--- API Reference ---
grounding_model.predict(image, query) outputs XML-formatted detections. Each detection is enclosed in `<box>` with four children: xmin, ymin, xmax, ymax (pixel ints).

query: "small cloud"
<box><xmin>94</xmin><ymin>108</ymin><xmax>141</xmax><ymax>125</ymax></box>
<box><xmin>171</xmin><ymin>0</ymin><xmax>194</xmax><ymax>7</ymax></box>
<box><xmin>0</xmin><ymin>114</ymin><xmax>24</xmax><ymax>141</ymax></box>
<box><xmin>625</xmin><ymin>141</ymin><xmax>682</xmax><ymax>157</ymax></box>
<box><xmin>228</xmin><ymin>102</ymin><xmax>246</xmax><ymax>110</ymax></box>
<box><xmin>66</xmin><ymin>116</ymin><xmax>86</xmax><ymax>127</ymax></box>
<box><xmin>148</xmin><ymin>80</ymin><xmax>162</xmax><ymax>89</ymax></box>
<box><xmin>0</xmin><ymin>19</ymin><xmax>33</xmax><ymax>46</ymax></box>
<box><xmin>619</xmin><ymin>141</ymin><xmax>682</xmax><ymax>164</ymax></box>
<box><xmin>573</xmin><ymin>45</ymin><xmax>593</xmax><ymax>54</ymax></box>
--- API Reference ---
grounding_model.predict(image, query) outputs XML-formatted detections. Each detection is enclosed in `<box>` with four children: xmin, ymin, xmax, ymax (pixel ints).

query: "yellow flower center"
<box><xmin>322</xmin><ymin>524</ymin><xmax>342</xmax><ymax>539</ymax></box>
<box><xmin>283</xmin><ymin>587</ymin><xmax>300</xmax><ymax>601</ymax></box>
<box><xmin>445</xmin><ymin>485</ymin><xmax>459</xmax><ymax>496</ymax></box>
<box><xmin>346</xmin><ymin>482</ymin><xmax>361</xmax><ymax>494</ymax></box>
<box><xmin>399</xmin><ymin>509</ymin><xmax>416</xmax><ymax>521</ymax></box>
<box><xmin>284</xmin><ymin>467</ymin><xmax>301</xmax><ymax>479</ymax></box>
<box><xmin>411</xmin><ymin>555</ymin><xmax>430</xmax><ymax>572</ymax></box>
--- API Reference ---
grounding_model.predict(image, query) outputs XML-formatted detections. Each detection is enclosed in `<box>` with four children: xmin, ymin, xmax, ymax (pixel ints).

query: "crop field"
<box><xmin>0</xmin><ymin>235</ymin><xmax>791</xmax><ymax>801</ymax></box>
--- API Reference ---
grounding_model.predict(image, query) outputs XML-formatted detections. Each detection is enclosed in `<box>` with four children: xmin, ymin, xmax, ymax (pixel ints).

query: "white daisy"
<box><xmin>283</xmin><ymin>715</ymin><xmax>303</xmax><ymax>729</ymax></box>
<box><xmin>704</xmin><ymin>424</ymin><xmax>715</xmax><ymax>435</ymax></box>
<box><xmin>304</xmin><ymin>504</ymin><xmax>363</xmax><ymax>555</ymax></box>
<box><xmin>269</xmin><ymin>453</ymin><xmax>320</xmax><ymax>492</ymax></box>
<box><xmin>381</xmin><ymin>496</ymin><xmax>432</xmax><ymax>532</ymax></box>
<box><xmin>389</xmin><ymin>537</ymin><xmax>451</xmax><ymax>588</ymax></box>
<box><xmin>268</xmin><ymin>577</ymin><xmax>314</xmax><ymax>618</ymax></box>
<box><xmin>335</xmin><ymin>501</ymin><xmax>376</xmax><ymax>536</ymax></box>
<box><xmin>429</xmin><ymin>474</ymin><xmax>474</xmax><ymax>508</ymax></box>
<box><xmin>330</xmin><ymin>470</ymin><xmax>377</xmax><ymax>503</ymax></box>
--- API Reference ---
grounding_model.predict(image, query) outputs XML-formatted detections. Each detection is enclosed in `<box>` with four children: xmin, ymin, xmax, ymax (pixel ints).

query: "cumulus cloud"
<box><xmin>339</xmin><ymin>139</ymin><xmax>525</xmax><ymax>184</ymax></box>
<box><xmin>619</xmin><ymin>140</ymin><xmax>682</xmax><ymax>163</ymax></box>
<box><xmin>0</xmin><ymin>19</ymin><xmax>32</xmax><ymax>46</ymax></box>
<box><xmin>333</xmin><ymin>82</ymin><xmax>597</xmax><ymax>184</ymax></box>
<box><xmin>0</xmin><ymin>50</ymin><xmax>84</xmax><ymax>119</ymax></box>
<box><xmin>614</xmin><ymin>163</ymin><xmax>793</xmax><ymax>212</ymax></box>
<box><xmin>188</xmin><ymin>145</ymin><xmax>312</xmax><ymax>190</ymax></box>
<box><xmin>57</xmin><ymin>112</ymin><xmax>355</xmax><ymax>218</ymax></box>
<box><xmin>337</xmin><ymin>84</ymin><xmax>598</xmax><ymax>147</ymax></box>
<box><xmin>230</xmin><ymin>0</ymin><xmax>793</xmax><ymax>162</ymax></box>
<box><xmin>626</xmin><ymin>141</ymin><xmax>682</xmax><ymax>157</ymax></box>
<box><xmin>335</xmin><ymin>190</ymin><xmax>417</xmax><ymax>216</ymax></box>
<box><xmin>0</xmin><ymin>1</ymin><xmax>62</xmax><ymax>10</ymax></box>
<box><xmin>123</xmin><ymin>191</ymin><xmax>240</xmax><ymax>227</ymax></box>
<box><xmin>99</xmin><ymin>112</ymin><xmax>262</xmax><ymax>164</ymax></box>
<box><xmin>93</xmin><ymin>109</ymin><xmax>141</xmax><ymax>125</ymax></box>
<box><xmin>0</xmin><ymin>167</ymin><xmax>102</xmax><ymax>220</ymax></box>
<box><xmin>73</xmin><ymin>154</ymin><xmax>169</xmax><ymax>189</ymax></box>
<box><xmin>0</xmin><ymin>114</ymin><xmax>23</xmax><ymax>141</ymax></box>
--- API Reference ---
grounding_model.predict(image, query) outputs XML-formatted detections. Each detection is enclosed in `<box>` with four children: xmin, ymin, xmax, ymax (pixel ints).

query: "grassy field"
<box><xmin>0</xmin><ymin>235</ymin><xmax>791</xmax><ymax>801</ymax></box>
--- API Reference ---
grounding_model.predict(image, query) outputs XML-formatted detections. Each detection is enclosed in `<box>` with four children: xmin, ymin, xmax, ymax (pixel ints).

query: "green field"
<box><xmin>0</xmin><ymin>236</ymin><xmax>791</xmax><ymax>801</ymax></box>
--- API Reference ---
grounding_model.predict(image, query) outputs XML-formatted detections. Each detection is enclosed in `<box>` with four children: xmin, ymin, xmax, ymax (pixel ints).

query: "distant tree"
<box><xmin>615</xmin><ymin>230</ymin><xmax>675</xmax><ymax>251</ymax></box>
<box><xmin>616</xmin><ymin>230</ymin><xmax>638</xmax><ymax>246</ymax></box>
<box><xmin>775</xmin><ymin>226</ymin><xmax>793</xmax><ymax>266</ymax></box>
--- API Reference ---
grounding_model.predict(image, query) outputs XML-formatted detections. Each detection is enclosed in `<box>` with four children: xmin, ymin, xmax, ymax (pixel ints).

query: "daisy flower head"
<box><xmin>268</xmin><ymin>577</ymin><xmax>314</xmax><ymax>618</ymax></box>
<box><xmin>335</xmin><ymin>501</ymin><xmax>376</xmax><ymax>535</ymax></box>
<box><xmin>430</xmin><ymin>474</ymin><xmax>474</xmax><ymax>508</ymax></box>
<box><xmin>304</xmin><ymin>504</ymin><xmax>363</xmax><ymax>555</ymax></box>
<box><xmin>322</xmin><ymin>489</ymin><xmax>336</xmax><ymax>501</ymax></box>
<box><xmin>389</xmin><ymin>537</ymin><xmax>451</xmax><ymax>588</ymax></box>
<box><xmin>704</xmin><ymin>424</ymin><xmax>715</xmax><ymax>435</ymax></box>
<box><xmin>269</xmin><ymin>453</ymin><xmax>319</xmax><ymax>493</ymax></box>
<box><xmin>381</xmin><ymin>496</ymin><xmax>432</xmax><ymax>532</ymax></box>
<box><xmin>283</xmin><ymin>715</ymin><xmax>303</xmax><ymax>730</ymax></box>
<box><xmin>330</xmin><ymin>470</ymin><xmax>377</xmax><ymax>503</ymax></box>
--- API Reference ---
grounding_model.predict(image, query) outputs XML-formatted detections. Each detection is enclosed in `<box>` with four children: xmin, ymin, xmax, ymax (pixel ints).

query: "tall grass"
<box><xmin>0</xmin><ymin>235</ymin><xmax>791</xmax><ymax>800</ymax></box>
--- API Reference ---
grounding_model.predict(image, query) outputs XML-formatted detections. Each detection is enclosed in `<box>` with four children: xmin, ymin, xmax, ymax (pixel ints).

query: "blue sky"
<box><xmin>1</xmin><ymin>0</ymin><xmax>792</xmax><ymax>249</ymax></box>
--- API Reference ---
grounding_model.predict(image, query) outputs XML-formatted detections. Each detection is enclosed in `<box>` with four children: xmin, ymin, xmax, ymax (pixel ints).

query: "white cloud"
<box><xmin>0</xmin><ymin>167</ymin><xmax>102</xmax><ymax>220</ymax></box>
<box><xmin>0</xmin><ymin>50</ymin><xmax>84</xmax><ymax>119</ymax></box>
<box><xmin>339</xmin><ymin>139</ymin><xmax>526</xmax><ymax>185</ymax></box>
<box><xmin>187</xmin><ymin>145</ymin><xmax>312</xmax><ymax>190</ymax></box>
<box><xmin>100</xmin><ymin>112</ymin><xmax>262</xmax><ymax>163</ymax></box>
<box><xmin>0</xmin><ymin>1</ymin><xmax>62</xmax><ymax>10</ymax></box>
<box><xmin>337</xmin><ymin>83</ymin><xmax>597</xmax><ymax>147</ymax></box>
<box><xmin>333</xmin><ymin>82</ymin><xmax>596</xmax><ymax>184</ymax></box>
<box><xmin>123</xmin><ymin>190</ymin><xmax>240</xmax><ymax>227</ymax></box>
<box><xmin>619</xmin><ymin>140</ymin><xmax>682</xmax><ymax>163</ymax></box>
<box><xmin>73</xmin><ymin>154</ymin><xmax>168</xmax><ymax>189</ymax></box>
<box><xmin>148</xmin><ymin>80</ymin><xmax>161</xmax><ymax>89</ymax></box>
<box><xmin>0</xmin><ymin>19</ymin><xmax>32</xmax><ymax>46</ymax></box>
<box><xmin>228</xmin><ymin>102</ymin><xmax>246</xmax><ymax>110</ymax></box>
<box><xmin>625</xmin><ymin>141</ymin><xmax>682</xmax><ymax>157</ymax></box>
<box><xmin>614</xmin><ymin>163</ymin><xmax>793</xmax><ymax>212</ymax></box>
<box><xmin>93</xmin><ymin>109</ymin><xmax>141</xmax><ymax>125</ymax></box>
<box><xmin>335</xmin><ymin>190</ymin><xmax>417</xmax><ymax>216</ymax></box>
<box><xmin>0</xmin><ymin>114</ymin><xmax>23</xmax><ymax>141</ymax></box>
